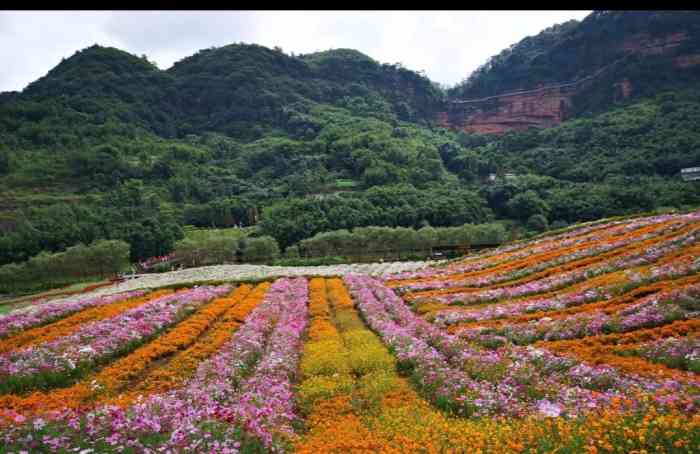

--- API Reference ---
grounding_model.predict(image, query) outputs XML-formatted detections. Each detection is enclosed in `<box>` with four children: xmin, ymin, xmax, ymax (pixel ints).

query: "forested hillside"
<box><xmin>1</xmin><ymin>11</ymin><xmax>699</xmax><ymax>270</ymax></box>
<box><xmin>448</xmin><ymin>11</ymin><xmax>700</xmax><ymax>102</ymax></box>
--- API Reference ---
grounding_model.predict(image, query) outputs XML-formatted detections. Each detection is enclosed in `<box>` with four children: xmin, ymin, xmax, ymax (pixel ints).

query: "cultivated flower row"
<box><xmin>388</xmin><ymin>212</ymin><xmax>695</xmax><ymax>282</ymax></box>
<box><xmin>344</xmin><ymin>275</ymin><xmax>698</xmax><ymax>420</ymax></box>
<box><xmin>0</xmin><ymin>285</ymin><xmax>231</xmax><ymax>389</ymax></box>
<box><xmin>0</xmin><ymin>289</ymin><xmax>146</xmax><ymax>339</ymax></box>
<box><xmin>103</xmin><ymin>283</ymin><xmax>270</xmax><ymax>408</ymax></box>
<box><xmin>632</xmin><ymin>335</ymin><xmax>700</xmax><ymax>373</ymax></box>
<box><xmin>0</xmin><ymin>290</ymin><xmax>175</xmax><ymax>358</ymax></box>
<box><xmin>458</xmin><ymin>282</ymin><xmax>700</xmax><ymax>346</ymax></box>
<box><xmin>0</xmin><ymin>278</ymin><xmax>308</xmax><ymax>452</ymax></box>
<box><xmin>397</xmin><ymin>218</ymin><xmax>700</xmax><ymax>294</ymax></box>
<box><xmin>433</xmin><ymin>251</ymin><xmax>700</xmax><ymax>328</ymax></box>
<box><xmin>420</xmin><ymin>229</ymin><xmax>700</xmax><ymax>306</ymax></box>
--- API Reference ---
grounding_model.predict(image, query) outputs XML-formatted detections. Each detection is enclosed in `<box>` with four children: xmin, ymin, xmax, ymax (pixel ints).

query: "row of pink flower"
<box><xmin>433</xmin><ymin>288</ymin><xmax>607</xmax><ymax>328</ymax></box>
<box><xmin>218</xmin><ymin>277</ymin><xmax>308</xmax><ymax>449</ymax></box>
<box><xmin>432</xmin><ymin>252</ymin><xmax>700</xmax><ymax>328</ymax></box>
<box><xmin>343</xmin><ymin>275</ymin><xmax>696</xmax><ymax>419</ymax></box>
<box><xmin>0</xmin><ymin>278</ymin><xmax>309</xmax><ymax>452</ymax></box>
<box><xmin>634</xmin><ymin>336</ymin><xmax>700</xmax><ymax>372</ymax></box>
<box><xmin>425</xmin><ymin>227</ymin><xmax>700</xmax><ymax>306</ymax></box>
<box><xmin>457</xmin><ymin>283</ymin><xmax>700</xmax><ymax>346</ymax></box>
<box><xmin>0</xmin><ymin>290</ymin><xmax>147</xmax><ymax>339</ymax></box>
<box><xmin>388</xmin><ymin>212</ymin><xmax>692</xmax><ymax>281</ymax></box>
<box><xmin>397</xmin><ymin>216</ymin><xmax>700</xmax><ymax>294</ymax></box>
<box><xmin>114</xmin><ymin>278</ymin><xmax>307</xmax><ymax>452</ymax></box>
<box><xmin>345</xmin><ymin>273</ymin><xmax>524</xmax><ymax>417</ymax></box>
<box><xmin>0</xmin><ymin>285</ymin><xmax>231</xmax><ymax>378</ymax></box>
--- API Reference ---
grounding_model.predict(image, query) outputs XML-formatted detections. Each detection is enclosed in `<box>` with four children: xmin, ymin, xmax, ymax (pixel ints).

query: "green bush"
<box><xmin>172</xmin><ymin>227</ymin><xmax>247</xmax><ymax>267</ymax></box>
<box><xmin>0</xmin><ymin>239</ymin><xmax>130</xmax><ymax>294</ymax></box>
<box><xmin>239</xmin><ymin>236</ymin><xmax>280</xmax><ymax>262</ymax></box>
<box><xmin>284</xmin><ymin>245</ymin><xmax>300</xmax><ymax>259</ymax></box>
<box><xmin>527</xmin><ymin>214</ymin><xmax>549</xmax><ymax>232</ymax></box>
<box><xmin>272</xmin><ymin>256</ymin><xmax>348</xmax><ymax>267</ymax></box>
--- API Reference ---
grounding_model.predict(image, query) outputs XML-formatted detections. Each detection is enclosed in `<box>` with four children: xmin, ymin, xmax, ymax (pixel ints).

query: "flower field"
<box><xmin>1</xmin><ymin>212</ymin><xmax>700</xmax><ymax>452</ymax></box>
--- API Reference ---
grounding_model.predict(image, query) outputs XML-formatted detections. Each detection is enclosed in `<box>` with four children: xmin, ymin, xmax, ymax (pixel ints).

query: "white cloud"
<box><xmin>0</xmin><ymin>10</ymin><xmax>591</xmax><ymax>92</ymax></box>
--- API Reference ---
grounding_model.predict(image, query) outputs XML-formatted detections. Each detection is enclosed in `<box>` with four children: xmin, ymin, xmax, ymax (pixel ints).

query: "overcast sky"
<box><xmin>0</xmin><ymin>10</ymin><xmax>592</xmax><ymax>93</ymax></box>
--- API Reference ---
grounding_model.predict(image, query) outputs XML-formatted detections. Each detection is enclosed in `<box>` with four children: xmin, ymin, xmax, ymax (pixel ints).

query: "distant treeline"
<box><xmin>286</xmin><ymin>223</ymin><xmax>508</xmax><ymax>259</ymax></box>
<box><xmin>142</xmin><ymin>222</ymin><xmax>509</xmax><ymax>273</ymax></box>
<box><xmin>0</xmin><ymin>240</ymin><xmax>129</xmax><ymax>294</ymax></box>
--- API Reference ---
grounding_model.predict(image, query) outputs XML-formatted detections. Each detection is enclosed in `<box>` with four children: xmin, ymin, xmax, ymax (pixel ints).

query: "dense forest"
<box><xmin>1</xmin><ymin>10</ymin><xmax>699</xmax><ymax>271</ymax></box>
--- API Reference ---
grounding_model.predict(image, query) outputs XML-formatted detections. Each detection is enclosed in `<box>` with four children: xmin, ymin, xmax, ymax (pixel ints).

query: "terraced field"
<box><xmin>1</xmin><ymin>211</ymin><xmax>699</xmax><ymax>452</ymax></box>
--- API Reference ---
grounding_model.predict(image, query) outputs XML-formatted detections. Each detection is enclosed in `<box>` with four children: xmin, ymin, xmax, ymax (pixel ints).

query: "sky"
<box><xmin>0</xmin><ymin>10</ymin><xmax>592</xmax><ymax>93</ymax></box>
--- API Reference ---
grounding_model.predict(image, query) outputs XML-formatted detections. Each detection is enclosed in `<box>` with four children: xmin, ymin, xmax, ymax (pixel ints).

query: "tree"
<box><xmin>417</xmin><ymin>226</ymin><xmax>438</xmax><ymax>251</ymax></box>
<box><xmin>240</xmin><ymin>236</ymin><xmax>280</xmax><ymax>262</ymax></box>
<box><xmin>363</xmin><ymin>163</ymin><xmax>399</xmax><ymax>187</ymax></box>
<box><xmin>150</xmin><ymin>160</ymin><xmax>175</xmax><ymax>179</ymax></box>
<box><xmin>0</xmin><ymin>149</ymin><xmax>9</xmax><ymax>175</ymax></box>
<box><xmin>259</xmin><ymin>199</ymin><xmax>330</xmax><ymax>249</ymax></box>
<box><xmin>506</xmin><ymin>190</ymin><xmax>550</xmax><ymax>221</ymax></box>
<box><xmin>527</xmin><ymin>214</ymin><xmax>549</xmax><ymax>232</ymax></box>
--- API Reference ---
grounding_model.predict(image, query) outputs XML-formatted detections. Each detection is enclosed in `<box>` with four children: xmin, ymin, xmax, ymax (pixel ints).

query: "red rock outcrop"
<box><xmin>446</xmin><ymin>85</ymin><xmax>575</xmax><ymax>135</ymax></box>
<box><xmin>613</xmin><ymin>78</ymin><xmax>633</xmax><ymax>102</ymax></box>
<box><xmin>437</xmin><ymin>111</ymin><xmax>450</xmax><ymax>128</ymax></box>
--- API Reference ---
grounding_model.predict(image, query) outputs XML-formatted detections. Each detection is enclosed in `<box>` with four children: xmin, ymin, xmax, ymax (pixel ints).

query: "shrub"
<box><xmin>527</xmin><ymin>214</ymin><xmax>549</xmax><ymax>232</ymax></box>
<box><xmin>239</xmin><ymin>236</ymin><xmax>280</xmax><ymax>262</ymax></box>
<box><xmin>0</xmin><ymin>240</ymin><xmax>130</xmax><ymax>294</ymax></box>
<box><xmin>272</xmin><ymin>256</ymin><xmax>348</xmax><ymax>267</ymax></box>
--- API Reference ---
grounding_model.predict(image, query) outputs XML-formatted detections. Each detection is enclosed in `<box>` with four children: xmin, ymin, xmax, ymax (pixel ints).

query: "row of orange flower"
<box><xmin>428</xmin><ymin>237</ymin><xmax>700</xmax><ymax>320</ymax></box>
<box><xmin>447</xmin><ymin>272</ymin><xmax>700</xmax><ymax>334</ymax></box>
<box><xmin>537</xmin><ymin>319</ymin><xmax>700</xmax><ymax>382</ymax></box>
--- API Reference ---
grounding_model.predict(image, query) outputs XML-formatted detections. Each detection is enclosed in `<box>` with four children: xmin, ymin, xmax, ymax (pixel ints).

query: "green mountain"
<box><xmin>1</xmin><ymin>11</ymin><xmax>699</xmax><ymax>267</ymax></box>
<box><xmin>448</xmin><ymin>11</ymin><xmax>700</xmax><ymax>102</ymax></box>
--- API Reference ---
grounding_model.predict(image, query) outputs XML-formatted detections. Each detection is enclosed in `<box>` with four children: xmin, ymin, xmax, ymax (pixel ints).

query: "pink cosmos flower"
<box><xmin>537</xmin><ymin>399</ymin><xmax>563</xmax><ymax>417</ymax></box>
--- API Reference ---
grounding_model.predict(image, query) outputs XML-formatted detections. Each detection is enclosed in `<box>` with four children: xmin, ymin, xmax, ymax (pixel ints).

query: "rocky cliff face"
<box><xmin>443</xmin><ymin>85</ymin><xmax>576</xmax><ymax>135</ymax></box>
<box><xmin>618</xmin><ymin>31</ymin><xmax>687</xmax><ymax>55</ymax></box>
<box><xmin>443</xmin><ymin>31</ymin><xmax>700</xmax><ymax>135</ymax></box>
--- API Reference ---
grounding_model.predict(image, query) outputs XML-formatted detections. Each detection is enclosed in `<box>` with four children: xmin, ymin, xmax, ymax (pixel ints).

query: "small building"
<box><xmin>681</xmin><ymin>167</ymin><xmax>700</xmax><ymax>181</ymax></box>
